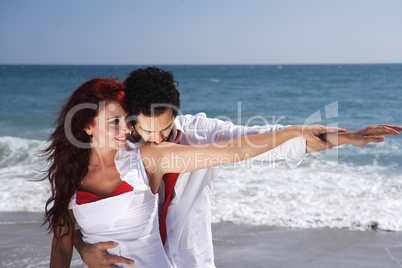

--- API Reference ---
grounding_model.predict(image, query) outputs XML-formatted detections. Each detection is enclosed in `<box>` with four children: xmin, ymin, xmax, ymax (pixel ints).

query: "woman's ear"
<box><xmin>84</xmin><ymin>126</ymin><xmax>93</xmax><ymax>137</ymax></box>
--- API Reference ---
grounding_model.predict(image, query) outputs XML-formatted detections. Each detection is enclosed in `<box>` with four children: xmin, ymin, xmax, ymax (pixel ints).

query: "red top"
<box><xmin>76</xmin><ymin>181</ymin><xmax>134</xmax><ymax>205</ymax></box>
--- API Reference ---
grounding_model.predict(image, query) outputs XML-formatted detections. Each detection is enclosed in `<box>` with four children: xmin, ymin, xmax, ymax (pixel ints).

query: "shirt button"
<box><xmin>169</xmin><ymin>229</ymin><xmax>174</xmax><ymax>233</ymax></box>
<box><xmin>172</xmin><ymin>253</ymin><xmax>177</xmax><ymax>258</ymax></box>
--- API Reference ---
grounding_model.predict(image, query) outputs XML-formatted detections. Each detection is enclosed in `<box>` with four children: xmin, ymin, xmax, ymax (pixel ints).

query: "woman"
<box><xmin>43</xmin><ymin>77</ymin><xmax>343</xmax><ymax>267</ymax></box>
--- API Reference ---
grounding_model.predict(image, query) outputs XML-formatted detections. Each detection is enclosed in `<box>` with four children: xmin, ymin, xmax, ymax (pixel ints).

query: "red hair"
<box><xmin>42</xmin><ymin>77</ymin><xmax>127</xmax><ymax>240</ymax></box>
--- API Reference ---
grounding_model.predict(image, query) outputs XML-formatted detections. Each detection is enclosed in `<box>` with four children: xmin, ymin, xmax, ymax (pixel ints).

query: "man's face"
<box><xmin>133</xmin><ymin>109</ymin><xmax>175</xmax><ymax>144</ymax></box>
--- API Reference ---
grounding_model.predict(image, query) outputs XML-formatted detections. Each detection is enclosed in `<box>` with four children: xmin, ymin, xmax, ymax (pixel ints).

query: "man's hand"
<box><xmin>343</xmin><ymin>124</ymin><xmax>402</xmax><ymax>146</ymax></box>
<box><xmin>80</xmin><ymin>241</ymin><xmax>134</xmax><ymax>267</ymax></box>
<box><xmin>307</xmin><ymin>124</ymin><xmax>402</xmax><ymax>153</ymax></box>
<box><xmin>73</xmin><ymin>230</ymin><xmax>134</xmax><ymax>267</ymax></box>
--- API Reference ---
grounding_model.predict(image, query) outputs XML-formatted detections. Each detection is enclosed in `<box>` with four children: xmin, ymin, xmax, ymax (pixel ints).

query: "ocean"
<box><xmin>0</xmin><ymin>64</ymin><xmax>401</xmax><ymax>232</ymax></box>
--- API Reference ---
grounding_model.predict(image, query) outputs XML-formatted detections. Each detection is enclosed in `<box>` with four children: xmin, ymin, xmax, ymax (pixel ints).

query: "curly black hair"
<box><xmin>123</xmin><ymin>67</ymin><xmax>180</xmax><ymax>120</ymax></box>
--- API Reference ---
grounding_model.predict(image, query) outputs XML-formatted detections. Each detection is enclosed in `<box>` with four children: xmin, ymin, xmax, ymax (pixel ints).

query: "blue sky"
<box><xmin>1</xmin><ymin>0</ymin><xmax>401</xmax><ymax>65</ymax></box>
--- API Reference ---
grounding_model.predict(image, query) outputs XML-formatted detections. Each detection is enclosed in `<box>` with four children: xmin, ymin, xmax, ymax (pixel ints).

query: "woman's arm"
<box><xmin>143</xmin><ymin>125</ymin><xmax>345</xmax><ymax>191</ymax></box>
<box><xmin>50</xmin><ymin>210</ymin><xmax>75</xmax><ymax>268</ymax></box>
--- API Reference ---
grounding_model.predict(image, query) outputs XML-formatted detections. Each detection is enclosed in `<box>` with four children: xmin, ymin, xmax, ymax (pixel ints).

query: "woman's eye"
<box><xmin>110</xmin><ymin>119</ymin><xmax>119</xmax><ymax>125</ymax></box>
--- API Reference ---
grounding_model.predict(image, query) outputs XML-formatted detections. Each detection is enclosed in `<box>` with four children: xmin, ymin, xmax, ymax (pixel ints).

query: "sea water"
<box><xmin>0</xmin><ymin>64</ymin><xmax>401</xmax><ymax>231</ymax></box>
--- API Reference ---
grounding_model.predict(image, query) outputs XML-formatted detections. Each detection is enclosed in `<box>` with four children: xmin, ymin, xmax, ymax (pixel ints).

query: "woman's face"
<box><xmin>86</xmin><ymin>101</ymin><xmax>130</xmax><ymax>151</ymax></box>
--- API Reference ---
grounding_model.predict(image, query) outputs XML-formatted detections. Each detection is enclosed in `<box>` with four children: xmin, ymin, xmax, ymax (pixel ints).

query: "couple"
<box><xmin>44</xmin><ymin>67</ymin><xmax>401</xmax><ymax>267</ymax></box>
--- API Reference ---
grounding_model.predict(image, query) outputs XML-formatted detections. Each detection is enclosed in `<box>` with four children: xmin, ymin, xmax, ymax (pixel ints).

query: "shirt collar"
<box><xmin>170</xmin><ymin>118</ymin><xmax>184</xmax><ymax>143</ymax></box>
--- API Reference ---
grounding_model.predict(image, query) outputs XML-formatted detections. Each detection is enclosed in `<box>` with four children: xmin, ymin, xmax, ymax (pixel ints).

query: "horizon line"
<box><xmin>1</xmin><ymin>62</ymin><xmax>402</xmax><ymax>66</ymax></box>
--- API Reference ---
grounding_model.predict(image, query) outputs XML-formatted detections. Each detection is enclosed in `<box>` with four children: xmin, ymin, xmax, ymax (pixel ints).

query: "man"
<box><xmin>74</xmin><ymin>67</ymin><xmax>401</xmax><ymax>267</ymax></box>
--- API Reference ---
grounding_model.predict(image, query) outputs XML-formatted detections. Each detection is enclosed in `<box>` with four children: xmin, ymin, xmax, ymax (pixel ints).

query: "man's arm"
<box><xmin>306</xmin><ymin>125</ymin><xmax>402</xmax><ymax>153</ymax></box>
<box><xmin>73</xmin><ymin>229</ymin><xmax>134</xmax><ymax>267</ymax></box>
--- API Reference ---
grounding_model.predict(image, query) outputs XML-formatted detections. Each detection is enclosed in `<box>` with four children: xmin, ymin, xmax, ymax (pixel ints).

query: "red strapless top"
<box><xmin>76</xmin><ymin>181</ymin><xmax>134</xmax><ymax>205</ymax></box>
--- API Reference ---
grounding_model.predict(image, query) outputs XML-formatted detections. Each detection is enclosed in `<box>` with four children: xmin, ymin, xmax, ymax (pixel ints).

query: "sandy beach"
<box><xmin>1</xmin><ymin>212</ymin><xmax>402</xmax><ymax>268</ymax></box>
<box><xmin>1</xmin><ymin>64</ymin><xmax>402</xmax><ymax>267</ymax></box>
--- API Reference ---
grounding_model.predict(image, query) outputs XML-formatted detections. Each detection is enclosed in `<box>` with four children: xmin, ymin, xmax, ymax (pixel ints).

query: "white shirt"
<box><xmin>125</xmin><ymin>113</ymin><xmax>306</xmax><ymax>268</ymax></box>
<box><xmin>70</xmin><ymin>147</ymin><xmax>172</xmax><ymax>268</ymax></box>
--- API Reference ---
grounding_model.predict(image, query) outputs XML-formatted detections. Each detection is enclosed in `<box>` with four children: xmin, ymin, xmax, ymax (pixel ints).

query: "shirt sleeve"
<box><xmin>184</xmin><ymin>113</ymin><xmax>306</xmax><ymax>169</ymax></box>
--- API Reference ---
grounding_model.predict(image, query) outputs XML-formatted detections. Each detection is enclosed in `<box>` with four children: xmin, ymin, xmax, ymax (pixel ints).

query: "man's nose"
<box><xmin>152</xmin><ymin>132</ymin><xmax>163</xmax><ymax>144</ymax></box>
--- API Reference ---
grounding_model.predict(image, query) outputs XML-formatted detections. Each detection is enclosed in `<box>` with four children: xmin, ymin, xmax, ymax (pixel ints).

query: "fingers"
<box><xmin>108</xmin><ymin>256</ymin><xmax>135</xmax><ymax>266</ymax></box>
<box><xmin>81</xmin><ymin>242</ymin><xmax>134</xmax><ymax>268</ymax></box>
<box><xmin>98</xmin><ymin>241</ymin><xmax>119</xmax><ymax>250</ymax></box>
<box><xmin>369</xmin><ymin>125</ymin><xmax>401</xmax><ymax>136</ymax></box>
<box><xmin>364</xmin><ymin>135</ymin><xmax>385</xmax><ymax>144</ymax></box>
<box><xmin>313</xmin><ymin>135</ymin><xmax>333</xmax><ymax>149</ymax></box>
<box><xmin>380</xmin><ymin>124</ymin><xmax>402</xmax><ymax>131</ymax></box>
<box><xmin>97</xmin><ymin>242</ymin><xmax>134</xmax><ymax>266</ymax></box>
<box><xmin>381</xmin><ymin>125</ymin><xmax>401</xmax><ymax>135</ymax></box>
<box><xmin>324</xmin><ymin>127</ymin><xmax>348</xmax><ymax>133</ymax></box>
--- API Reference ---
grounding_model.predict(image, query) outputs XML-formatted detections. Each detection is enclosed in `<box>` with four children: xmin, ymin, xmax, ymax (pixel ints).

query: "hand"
<box><xmin>344</xmin><ymin>124</ymin><xmax>402</xmax><ymax>146</ymax></box>
<box><xmin>301</xmin><ymin>125</ymin><xmax>348</xmax><ymax>149</ymax></box>
<box><xmin>80</xmin><ymin>241</ymin><xmax>134</xmax><ymax>267</ymax></box>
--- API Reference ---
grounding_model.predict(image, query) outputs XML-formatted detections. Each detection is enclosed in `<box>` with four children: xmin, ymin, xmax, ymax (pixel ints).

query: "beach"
<box><xmin>1</xmin><ymin>64</ymin><xmax>401</xmax><ymax>267</ymax></box>
<box><xmin>213</xmin><ymin>222</ymin><xmax>402</xmax><ymax>268</ymax></box>
<box><xmin>1</xmin><ymin>212</ymin><xmax>402</xmax><ymax>268</ymax></box>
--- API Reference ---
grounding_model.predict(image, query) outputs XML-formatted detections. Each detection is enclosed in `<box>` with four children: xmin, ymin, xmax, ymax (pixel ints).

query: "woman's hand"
<box><xmin>300</xmin><ymin>125</ymin><xmax>348</xmax><ymax>149</ymax></box>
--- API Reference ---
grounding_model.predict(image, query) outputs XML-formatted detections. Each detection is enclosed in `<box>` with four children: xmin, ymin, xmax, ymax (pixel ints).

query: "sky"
<box><xmin>1</xmin><ymin>0</ymin><xmax>401</xmax><ymax>65</ymax></box>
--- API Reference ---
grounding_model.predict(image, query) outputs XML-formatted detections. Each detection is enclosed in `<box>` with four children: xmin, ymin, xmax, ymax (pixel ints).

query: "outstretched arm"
<box><xmin>143</xmin><ymin>125</ymin><xmax>346</xmax><ymax>191</ymax></box>
<box><xmin>73</xmin><ymin>229</ymin><xmax>134</xmax><ymax>267</ymax></box>
<box><xmin>306</xmin><ymin>125</ymin><xmax>402</xmax><ymax>153</ymax></box>
<box><xmin>177</xmin><ymin>113</ymin><xmax>305</xmax><ymax>165</ymax></box>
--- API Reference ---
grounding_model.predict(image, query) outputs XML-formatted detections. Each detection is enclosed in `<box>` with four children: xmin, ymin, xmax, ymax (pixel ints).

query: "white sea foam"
<box><xmin>0</xmin><ymin>136</ymin><xmax>47</xmax><ymax>167</ymax></box>
<box><xmin>212</xmin><ymin>159</ymin><xmax>402</xmax><ymax>231</ymax></box>
<box><xmin>0</xmin><ymin>136</ymin><xmax>50</xmax><ymax>212</ymax></box>
<box><xmin>0</xmin><ymin>136</ymin><xmax>401</xmax><ymax>231</ymax></box>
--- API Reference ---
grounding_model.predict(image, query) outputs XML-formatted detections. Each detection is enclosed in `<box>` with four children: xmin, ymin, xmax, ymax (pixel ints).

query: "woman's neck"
<box><xmin>88</xmin><ymin>146</ymin><xmax>117</xmax><ymax>170</ymax></box>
